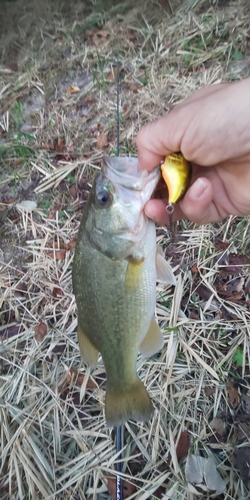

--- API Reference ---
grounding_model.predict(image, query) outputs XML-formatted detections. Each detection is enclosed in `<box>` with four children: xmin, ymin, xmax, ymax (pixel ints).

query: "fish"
<box><xmin>72</xmin><ymin>156</ymin><xmax>176</xmax><ymax>426</ymax></box>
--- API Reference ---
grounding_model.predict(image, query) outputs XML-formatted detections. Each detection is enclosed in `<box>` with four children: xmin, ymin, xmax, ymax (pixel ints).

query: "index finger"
<box><xmin>136</xmin><ymin>113</ymin><xmax>183</xmax><ymax>171</ymax></box>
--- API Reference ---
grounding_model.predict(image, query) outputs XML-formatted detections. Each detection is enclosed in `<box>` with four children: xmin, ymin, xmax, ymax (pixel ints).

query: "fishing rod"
<box><xmin>114</xmin><ymin>57</ymin><xmax>123</xmax><ymax>500</ymax></box>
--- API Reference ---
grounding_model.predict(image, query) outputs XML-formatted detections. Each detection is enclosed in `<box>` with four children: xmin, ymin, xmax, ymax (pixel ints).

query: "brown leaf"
<box><xmin>64</xmin><ymin>239</ymin><xmax>76</xmax><ymax>250</ymax></box>
<box><xmin>34</xmin><ymin>322</ymin><xmax>47</xmax><ymax>342</ymax></box>
<box><xmin>237</xmin><ymin>421</ymin><xmax>250</xmax><ymax>441</ymax></box>
<box><xmin>92</xmin><ymin>29</ymin><xmax>110</xmax><ymax>46</ymax></box>
<box><xmin>67</xmin><ymin>84</ymin><xmax>80</xmax><ymax>95</ymax></box>
<box><xmin>131</xmin><ymin>83</ymin><xmax>144</xmax><ymax>93</ymax></box>
<box><xmin>153</xmin><ymin>486</ymin><xmax>165</xmax><ymax>499</ymax></box>
<box><xmin>85</xmin><ymin>93</ymin><xmax>94</xmax><ymax>103</ymax></box>
<box><xmin>0</xmin><ymin>324</ymin><xmax>24</xmax><ymax>339</ymax></box>
<box><xmin>176</xmin><ymin>430</ymin><xmax>190</xmax><ymax>462</ymax></box>
<box><xmin>210</xmin><ymin>417</ymin><xmax>227</xmax><ymax>437</ymax></box>
<box><xmin>167</xmin><ymin>430</ymin><xmax>190</xmax><ymax>466</ymax></box>
<box><xmin>66</xmin><ymin>368</ymin><xmax>97</xmax><ymax>389</ymax></box>
<box><xmin>47</xmin><ymin>249</ymin><xmax>66</xmax><ymax>260</ymax></box>
<box><xmin>52</xmin><ymin>287</ymin><xmax>64</xmax><ymax>297</ymax></box>
<box><xmin>69</xmin><ymin>184</ymin><xmax>77</xmax><ymax>200</ymax></box>
<box><xmin>215</xmin><ymin>277</ymin><xmax>244</xmax><ymax>299</ymax></box>
<box><xmin>204</xmin><ymin>386</ymin><xmax>216</xmax><ymax>397</ymax></box>
<box><xmin>215</xmin><ymin>239</ymin><xmax>231</xmax><ymax>251</ymax></box>
<box><xmin>66</xmin><ymin>368</ymin><xmax>84</xmax><ymax>386</ymax></box>
<box><xmin>227</xmin><ymin>381</ymin><xmax>241</xmax><ymax>409</ymax></box>
<box><xmin>0</xmin><ymin>205</ymin><xmax>8</xmax><ymax>221</ymax></box>
<box><xmin>106</xmin><ymin>70</ymin><xmax>116</xmax><ymax>81</ymax></box>
<box><xmin>96</xmin><ymin>132</ymin><xmax>109</xmax><ymax>149</ymax></box>
<box><xmin>235</xmin><ymin>447</ymin><xmax>250</xmax><ymax>485</ymax></box>
<box><xmin>245</xmin><ymin>276</ymin><xmax>250</xmax><ymax>295</ymax></box>
<box><xmin>191</xmin><ymin>263</ymin><xmax>199</xmax><ymax>273</ymax></box>
<box><xmin>193</xmin><ymin>283</ymin><xmax>213</xmax><ymax>302</ymax></box>
<box><xmin>54</xmin><ymin>137</ymin><xmax>66</xmax><ymax>152</ymax></box>
<box><xmin>243</xmin><ymin>389</ymin><xmax>250</xmax><ymax>414</ymax></box>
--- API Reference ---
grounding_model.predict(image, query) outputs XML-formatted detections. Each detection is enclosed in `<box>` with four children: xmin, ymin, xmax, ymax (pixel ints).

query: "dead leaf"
<box><xmin>66</xmin><ymin>368</ymin><xmax>97</xmax><ymax>389</ymax></box>
<box><xmin>66</xmin><ymin>368</ymin><xmax>84</xmax><ymax>386</ymax></box>
<box><xmin>242</xmin><ymin>388</ymin><xmax>250</xmax><ymax>413</ymax></box>
<box><xmin>235</xmin><ymin>447</ymin><xmax>250</xmax><ymax>485</ymax></box>
<box><xmin>47</xmin><ymin>249</ymin><xmax>66</xmax><ymax>260</ymax></box>
<box><xmin>106</xmin><ymin>70</ymin><xmax>116</xmax><ymax>81</ymax></box>
<box><xmin>191</xmin><ymin>263</ymin><xmax>199</xmax><ymax>273</ymax></box>
<box><xmin>54</xmin><ymin>137</ymin><xmax>65</xmax><ymax>152</ymax></box>
<box><xmin>210</xmin><ymin>417</ymin><xmax>227</xmax><ymax>437</ymax></box>
<box><xmin>67</xmin><ymin>85</ymin><xmax>80</xmax><ymax>95</ymax></box>
<box><xmin>166</xmin><ymin>429</ymin><xmax>190</xmax><ymax>467</ymax></box>
<box><xmin>92</xmin><ymin>29</ymin><xmax>110</xmax><ymax>46</ymax></box>
<box><xmin>0</xmin><ymin>205</ymin><xmax>8</xmax><ymax>220</ymax></box>
<box><xmin>96</xmin><ymin>132</ymin><xmax>109</xmax><ymax>149</ymax></box>
<box><xmin>52</xmin><ymin>287</ymin><xmax>64</xmax><ymax>297</ymax></box>
<box><xmin>129</xmin><ymin>82</ymin><xmax>143</xmax><ymax>93</ymax></box>
<box><xmin>185</xmin><ymin>455</ymin><xmax>226</xmax><ymax>496</ymax></box>
<box><xmin>176</xmin><ymin>430</ymin><xmax>190</xmax><ymax>462</ymax></box>
<box><xmin>204</xmin><ymin>386</ymin><xmax>216</xmax><ymax>397</ymax></box>
<box><xmin>237</xmin><ymin>421</ymin><xmax>250</xmax><ymax>441</ymax></box>
<box><xmin>215</xmin><ymin>277</ymin><xmax>244</xmax><ymax>300</ymax></box>
<box><xmin>245</xmin><ymin>277</ymin><xmax>250</xmax><ymax>295</ymax></box>
<box><xmin>227</xmin><ymin>381</ymin><xmax>241</xmax><ymax>409</ymax></box>
<box><xmin>0</xmin><ymin>324</ymin><xmax>24</xmax><ymax>339</ymax></box>
<box><xmin>69</xmin><ymin>184</ymin><xmax>77</xmax><ymax>200</ymax></box>
<box><xmin>16</xmin><ymin>200</ymin><xmax>37</xmax><ymax>211</ymax></box>
<box><xmin>153</xmin><ymin>486</ymin><xmax>165</xmax><ymax>499</ymax></box>
<box><xmin>65</xmin><ymin>240</ymin><xmax>76</xmax><ymax>250</ymax></box>
<box><xmin>34</xmin><ymin>322</ymin><xmax>47</xmax><ymax>342</ymax></box>
<box><xmin>215</xmin><ymin>240</ymin><xmax>231</xmax><ymax>251</ymax></box>
<box><xmin>84</xmin><ymin>93</ymin><xmax>94</xmax><ymax>103</ymax></box>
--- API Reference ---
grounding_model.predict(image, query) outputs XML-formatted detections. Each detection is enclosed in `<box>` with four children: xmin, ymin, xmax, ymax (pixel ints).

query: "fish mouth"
<box><xmin>103</xmin><ymin>155</ymin><xmax>160</xmax><ymax>193</ymax></box>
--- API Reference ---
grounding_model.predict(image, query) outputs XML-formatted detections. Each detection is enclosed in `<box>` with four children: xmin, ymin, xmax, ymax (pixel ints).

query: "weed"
<box><xmin>8</xmin><ymin>100</ymin><xmax>24</xmax><ymax>131</ymax></box>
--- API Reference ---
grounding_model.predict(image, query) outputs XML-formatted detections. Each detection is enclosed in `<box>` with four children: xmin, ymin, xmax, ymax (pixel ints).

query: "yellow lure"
<box><xmin>161</xmin><ymin>152</ymin><xmax>192</xmax><ymax>204</ymax></box>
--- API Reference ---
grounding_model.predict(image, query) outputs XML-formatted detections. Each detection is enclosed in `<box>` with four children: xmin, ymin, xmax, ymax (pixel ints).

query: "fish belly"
<box><xmin>73</xmin><ymin>220</ymin><xmax>157</xmax><ymax>425</ymax></box>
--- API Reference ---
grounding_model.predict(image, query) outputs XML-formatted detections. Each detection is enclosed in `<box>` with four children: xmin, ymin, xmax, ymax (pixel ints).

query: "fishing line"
<box><xmin>114</xmin><ymin>56</ymin><xmax>123</xmax><ymax>500</ymax></box>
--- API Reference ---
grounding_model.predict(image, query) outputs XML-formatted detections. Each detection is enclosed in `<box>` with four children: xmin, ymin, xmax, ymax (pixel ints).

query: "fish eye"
<box><xmin>96</xmin><ymin>189</ymin><xmax>113</xmax><ymax>208</ymax></box>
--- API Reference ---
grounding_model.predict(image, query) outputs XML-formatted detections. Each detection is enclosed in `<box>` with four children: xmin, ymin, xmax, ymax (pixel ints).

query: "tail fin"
<box><xmin>105</xmin><ymin>376</ymin><xmax>154</xmax><ymax>427</ymax></box>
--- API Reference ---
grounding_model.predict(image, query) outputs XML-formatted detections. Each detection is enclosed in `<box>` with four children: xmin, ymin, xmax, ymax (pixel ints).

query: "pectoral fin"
<box><xmin>77</xmin><ymin>323</ymin><xmax>99</xmax><ymax>367</ymax></box>
<box><xmin>125</xmin><ymin>256</ymin><xmax>144</xmax><ymax>292</ymax></box>
<box><xmin>139</xmin><ymin>317</ymin><xmax>164</xmax><ymax>358</ymax></box>
<box><xmin>156</xmin><ymin>246</ymin><xmax>176</xmax><ymax>285</ymax></box>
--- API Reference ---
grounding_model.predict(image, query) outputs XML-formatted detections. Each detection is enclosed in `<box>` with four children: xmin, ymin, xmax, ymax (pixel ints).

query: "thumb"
<box><xmin>180</xmin><ymin>177</ymin><xmax>216</xmax><ymax>224</ymax></box>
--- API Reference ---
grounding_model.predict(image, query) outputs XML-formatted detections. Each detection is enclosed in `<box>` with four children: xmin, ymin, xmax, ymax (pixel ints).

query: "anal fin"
<box><xmin>77</xmin><ymin>323</ymin><xmax>99</xmax><ymax>367</ymax></box>
<box><xmin>139</xmin><ymin>317</ymin><xmax>164</xmax><ymax>358</ymax></box>
<box><xmin>156</xmin><ymin>245</ymin><xmax>176</xmax><ymax>285</ymax></box>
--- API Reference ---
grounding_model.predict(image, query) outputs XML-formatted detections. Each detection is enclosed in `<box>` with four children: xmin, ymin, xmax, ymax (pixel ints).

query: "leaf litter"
<box><xmin>1</xmin><ymin>0</ymin><xmax>250</xmax><ymax>498</ymax></box>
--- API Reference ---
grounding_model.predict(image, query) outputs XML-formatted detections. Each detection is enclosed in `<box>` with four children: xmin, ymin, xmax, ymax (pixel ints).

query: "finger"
<box><xmin>145</xmin><ymin>199</ymin><xmax>170</xmax><ymax>225</ymax></box>
<box><xmin>136</xmin><ymin>114</ymin><xmax>184</xmax><ymax>171</ymax></box>
<box><xmin>146</xmin><ymin>177</ymin><xmax>220</xmax><ymax>225</ymax></box>
<box><xmin>179</xmin><ymin>177</ymin><xmax>219</xmax><ymax>223</ymax></box>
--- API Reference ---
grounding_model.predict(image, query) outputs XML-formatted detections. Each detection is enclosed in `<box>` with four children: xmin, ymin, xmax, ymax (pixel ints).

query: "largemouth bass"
<box><xmin>72</xmin><ymin>156</ymin><xmax>176</xmax><ymax>426</ymax></box>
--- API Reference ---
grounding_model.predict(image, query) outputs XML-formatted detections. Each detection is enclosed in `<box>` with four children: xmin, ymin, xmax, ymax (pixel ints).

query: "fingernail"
<box><xmin>190</xmin><ymin>178</ymin><xmax>207</xmax><ymax>199</ymax></box>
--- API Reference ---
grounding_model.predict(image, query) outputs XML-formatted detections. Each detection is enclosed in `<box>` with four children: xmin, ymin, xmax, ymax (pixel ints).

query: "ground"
<box><xmin>0</xmin><ymin>0</ymin><xmax>250</xmax><ymax>498</ymax></box>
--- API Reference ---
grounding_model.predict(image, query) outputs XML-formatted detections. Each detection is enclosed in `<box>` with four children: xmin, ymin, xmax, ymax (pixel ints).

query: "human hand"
<box><xmin>136</xmin><ymin>78</ymin><xmax>250</xmax><ymax>225</ymax></box>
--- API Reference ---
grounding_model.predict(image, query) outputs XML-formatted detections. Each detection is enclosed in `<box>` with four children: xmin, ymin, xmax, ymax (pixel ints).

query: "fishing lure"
<box><xmin>161</xmin><ymin>152</ymin><xmax>192</xmax><ymax>228</ymax></box>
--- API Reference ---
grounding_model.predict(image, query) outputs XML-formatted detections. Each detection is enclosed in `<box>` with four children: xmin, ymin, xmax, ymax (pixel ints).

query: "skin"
<box><xmin>136</xmin><ymin>78</ymin><xmax>250</xmax><ymax>225</ymax></box>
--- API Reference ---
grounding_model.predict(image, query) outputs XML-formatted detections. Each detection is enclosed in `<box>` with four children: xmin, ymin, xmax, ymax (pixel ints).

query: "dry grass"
<box><xmin>1</xmin><ymin>0</ymin><xmax>250</xmax><ymax>498</ymax></box>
